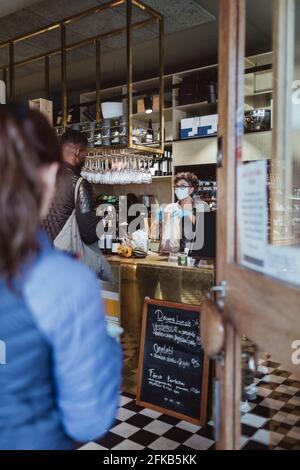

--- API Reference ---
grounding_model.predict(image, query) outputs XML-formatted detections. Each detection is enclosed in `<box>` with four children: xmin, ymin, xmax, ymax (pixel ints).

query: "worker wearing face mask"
<box><xmin>157</xmin><ymin>172</ymin><xmax>209</xmax><ymax>254</ymax></box>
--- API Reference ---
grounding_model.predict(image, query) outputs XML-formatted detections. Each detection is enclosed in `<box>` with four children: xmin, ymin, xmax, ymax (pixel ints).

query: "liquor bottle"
<box><xmin>112</xmin><ymin>220</ymin><xmax>121</xmax><ymax>254</ymax></box>
<box><xmin>154</xmin><ymin>156</ymin><xmax>160</xmax><ymax>176</ymax></box>
<box><xmin>105</xmin><ymin>205</ymin><xmax>115</xmax><ymax>254</ymax></box>
<box><xmin>156</xmin><ymin>155</ymin><xmax>162</xmax><ymax>176</ymax></box>
<box><xmin>162</xmin><ymin>151</ymin><xmax>169</xmax><ymax>176</ymax></box>
<box><xmin>150</xmin><ymin>157</ymin><xmax>156</xmax><ymax>177</ymax></box>
<box><xmin>167</xmin><ymin>151</ymin><xmax>173</xmax><ymax>176</ymax></box>
<box><xmin>146</xmin><ymin>119</ymin><xmax>154</xmax><ymax>143</ymax></box>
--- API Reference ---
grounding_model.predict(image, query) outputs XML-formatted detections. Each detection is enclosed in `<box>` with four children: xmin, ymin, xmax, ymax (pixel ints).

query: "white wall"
<box><xmin>173</xmin><ymin>132</ymin><xmax>272</xmax><ymax>166</ymax></box>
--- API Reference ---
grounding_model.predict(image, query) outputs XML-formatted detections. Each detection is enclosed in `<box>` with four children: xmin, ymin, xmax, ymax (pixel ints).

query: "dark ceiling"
<box><xmin>0</xmin><ymin>0</ymin><xmax>273</xmax><ymax>101</ymax></box>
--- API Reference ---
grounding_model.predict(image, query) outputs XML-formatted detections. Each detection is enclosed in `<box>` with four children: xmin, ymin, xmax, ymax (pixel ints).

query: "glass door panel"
<box><xmin>237</xmin><ymin>0</ymin><xmax>300</xmax><ymax>288</ymax></box>
<box><xmin>237</xmin><ymin>0</ymin><xmax>300</xmax><ymax>451</ymax></box>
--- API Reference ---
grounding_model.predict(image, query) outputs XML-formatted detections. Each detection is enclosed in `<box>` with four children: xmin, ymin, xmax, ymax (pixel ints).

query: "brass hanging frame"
<box><xmin>0</xmin><ymin>0</ymin><xmax>165</xmax><ymax>154</ymax></box>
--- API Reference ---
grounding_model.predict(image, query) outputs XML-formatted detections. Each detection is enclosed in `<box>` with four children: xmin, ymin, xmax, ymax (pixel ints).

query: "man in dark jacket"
<box><xmin>43</xmin><ymin>130</ymin><xmax>100</xmax><ymax>245</ymax></box>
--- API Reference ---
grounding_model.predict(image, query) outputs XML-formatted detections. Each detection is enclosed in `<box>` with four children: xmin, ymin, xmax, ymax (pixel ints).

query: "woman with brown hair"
<box><xmin>0</xmin><ymin>104</ymin><xmax>121</xmax><ymax>450</ymax></box>
<box><xmin>158</xmin><ymin>172</ymin><xmax>206</xmax><ymax>254</ymax></box>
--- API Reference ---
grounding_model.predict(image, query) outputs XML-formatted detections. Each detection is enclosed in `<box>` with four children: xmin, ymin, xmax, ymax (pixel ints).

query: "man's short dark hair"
<box><xmin>61</xmin><ymin>129</ymin><xmax>88</xmax><ymax>150</ymax></box>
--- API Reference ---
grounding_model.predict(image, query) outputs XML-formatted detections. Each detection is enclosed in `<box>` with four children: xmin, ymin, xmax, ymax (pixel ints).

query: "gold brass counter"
<box><xmin>106</xmin><ymin>254</ymin><xmax>215</xmax><ymax>394</ymax></box>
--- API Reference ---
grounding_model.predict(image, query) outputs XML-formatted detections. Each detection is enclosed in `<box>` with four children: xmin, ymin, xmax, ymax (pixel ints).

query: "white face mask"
<box><xmin>175</xmin><ymin>187</ymin><xmax>190</xmax><ymax>201</ymax></box>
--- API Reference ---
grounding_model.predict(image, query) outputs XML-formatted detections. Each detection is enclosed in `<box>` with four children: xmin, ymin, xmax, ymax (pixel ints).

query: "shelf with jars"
<box><xmin>70</xmin><ymin>116</ymin><xmax>164</xmax><ymax>151</ymax></box>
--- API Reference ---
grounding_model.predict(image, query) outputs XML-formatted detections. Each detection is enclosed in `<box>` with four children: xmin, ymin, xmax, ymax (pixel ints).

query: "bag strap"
<box><xmin>74</xmin><ymin>176</ymin><xmax>83</xmax><ymax>207</ymax></box>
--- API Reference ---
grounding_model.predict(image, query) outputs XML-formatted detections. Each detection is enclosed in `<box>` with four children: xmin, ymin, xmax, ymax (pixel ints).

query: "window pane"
<box><xmin>237</xmin><ymin>0</ymin><xmax>300</xmax><ymax>288</ymax></box>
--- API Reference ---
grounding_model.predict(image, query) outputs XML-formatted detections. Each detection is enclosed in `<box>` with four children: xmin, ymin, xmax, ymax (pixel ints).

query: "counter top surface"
<box><xmin>105</xmin><ymin>253</ymin><xmax>215</xmax><ymax>272</ymax></box>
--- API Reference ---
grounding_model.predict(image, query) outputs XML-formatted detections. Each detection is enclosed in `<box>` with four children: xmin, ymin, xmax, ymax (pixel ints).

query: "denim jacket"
<box><xmin>0</xmin><ymin>231</ymin><xmax>122</xmax><ymax>450</ymax></box>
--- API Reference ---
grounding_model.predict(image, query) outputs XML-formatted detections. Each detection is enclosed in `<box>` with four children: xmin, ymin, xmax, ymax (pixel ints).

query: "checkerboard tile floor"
<box><xmin>80</xmin><ymin>360</ymin><xmax>300</xmax><ymax>451</ymax></box>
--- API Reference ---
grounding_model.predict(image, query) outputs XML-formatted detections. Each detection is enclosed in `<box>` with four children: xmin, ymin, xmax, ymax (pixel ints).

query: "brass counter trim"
<box><xmin>106</xmin><ymin>254</ymin><xmax>215</xmax><ymax>272</ymax></box>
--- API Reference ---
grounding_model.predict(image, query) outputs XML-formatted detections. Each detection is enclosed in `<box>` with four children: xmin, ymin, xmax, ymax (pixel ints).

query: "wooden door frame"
<box><xmin>217</xmin><ymin>0</ymin><xmax>300</xmax><ymax>451</ymax></box>
<box><xmin>217</xmin><ymin>0</ymin><xmax>245</xmax><ymax>450</ymax></box>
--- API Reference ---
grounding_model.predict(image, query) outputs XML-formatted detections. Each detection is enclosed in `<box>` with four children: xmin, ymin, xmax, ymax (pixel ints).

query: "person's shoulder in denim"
<box><xmin>21</xmin><ymin>231</ymin><xmax>122</xmax><ymax>445</ymax></box>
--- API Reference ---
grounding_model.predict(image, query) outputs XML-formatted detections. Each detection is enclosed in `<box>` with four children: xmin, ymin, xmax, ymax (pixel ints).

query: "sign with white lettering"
<box><xmin>136</xmin><ymin>298</ymin><xmax>209</xmax><ymax>426</ymax></box>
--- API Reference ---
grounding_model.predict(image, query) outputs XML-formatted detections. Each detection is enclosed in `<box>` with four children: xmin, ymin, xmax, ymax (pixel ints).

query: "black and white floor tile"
<box><xmin>80</xmin><ymin>360</ymin><xmax>300</xmax><ymax>451</ymax></box>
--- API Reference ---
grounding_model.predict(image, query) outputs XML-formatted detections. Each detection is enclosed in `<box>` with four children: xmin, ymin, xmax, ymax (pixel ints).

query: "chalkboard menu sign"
<box><xmin>136</xmin><ymin>298</ymin><xmax>209</xmax><ymax>426</ymax></box>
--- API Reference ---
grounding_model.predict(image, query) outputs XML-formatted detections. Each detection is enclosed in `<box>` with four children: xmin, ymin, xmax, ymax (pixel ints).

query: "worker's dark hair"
<box><xmin>61</xmin><ymin>129</ymin><xmax>88</xmax><ymax>150</ymax></box>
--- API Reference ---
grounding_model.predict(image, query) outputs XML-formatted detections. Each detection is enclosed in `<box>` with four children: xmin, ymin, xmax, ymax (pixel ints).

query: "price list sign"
<box><xmin>136</xmin><ymin>298</ymin><xmax>209</xmax><ymax>426</ymax></box>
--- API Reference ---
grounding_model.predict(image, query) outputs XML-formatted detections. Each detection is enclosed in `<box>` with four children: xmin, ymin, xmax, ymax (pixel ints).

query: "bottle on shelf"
<box><xmin>112</xmin><ymin>219</ymin><xmax>121</xmax><ymax>254</ymax></box>
<box><xmin>111</xmin><ymin>208</ymin><xmax>121</xmax><ymax>255</ymax></box>
<box><xmin>167</xmin><ymin>151</ymin><xmax>173</xmax><ymax>176</ymax></box>
<box><xmin>162</xmin><ymin>151</ymin><xmax>169</xmax><ymax>176</ymax></box>
<box><xmin>158</xmin><ymin>155</ymin><xmax>164</xmax><ymax>177</ymax></box>
<box><xmin>154</xmin><ymin>156</ymin><xmax>160</xmax><ymax>176</ymax></box>
<box><xmin>146</xmin><ymin>119</ymin><xmax>154</xmax><ymax>143</ymax></box>
<box><xmin>150</xmin><ymin>157</ymin><xmax>156</xmax><ymax>177</ymax></box>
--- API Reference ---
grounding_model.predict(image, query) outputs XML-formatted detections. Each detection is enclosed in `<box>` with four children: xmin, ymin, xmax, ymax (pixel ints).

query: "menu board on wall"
<box><xmin>136</xmin><ymin>298</ymin><xmax>209</xmax><ymax>426</ymax></box>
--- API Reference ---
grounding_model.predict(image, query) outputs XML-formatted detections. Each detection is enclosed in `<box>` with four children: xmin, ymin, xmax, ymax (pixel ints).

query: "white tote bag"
<box><xmin>54</xmin><ymin>177</ymin><xmax>113</xmax><ymax>282</ymax></box>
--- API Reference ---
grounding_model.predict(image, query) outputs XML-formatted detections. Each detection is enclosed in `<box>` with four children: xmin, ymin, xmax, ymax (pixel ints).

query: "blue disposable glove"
<box><xmin>156</xmin><ymin>207</ymin><xmax>193</xmax><ymax>220</ymax></box>
<box><xmin>172</xmin><ymin>209</ymin><xmax>193</xmax><ymax>218</ymax></box>
<box><xmin>155</xmin><ymin>207</ymin><xmax>163</xmax><ymax>221</ymax></box>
